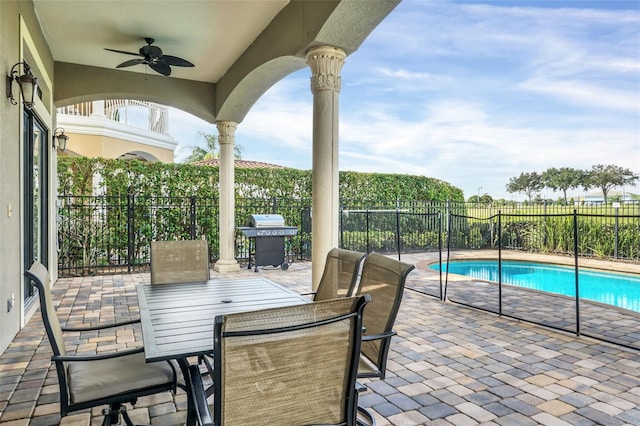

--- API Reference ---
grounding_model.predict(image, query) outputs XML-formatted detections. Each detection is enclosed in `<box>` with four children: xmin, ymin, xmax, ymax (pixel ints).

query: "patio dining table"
<box><xmin>136</xmin><ymin>277</ymin><xmax>309</xmax><ymax>425</ymax></box>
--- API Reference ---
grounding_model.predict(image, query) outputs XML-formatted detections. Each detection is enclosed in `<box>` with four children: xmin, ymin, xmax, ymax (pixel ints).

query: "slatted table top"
<box><xmin>137</xmin><ymin>277</ymin><xmax>309</xmax><ymax>362</ymax></box>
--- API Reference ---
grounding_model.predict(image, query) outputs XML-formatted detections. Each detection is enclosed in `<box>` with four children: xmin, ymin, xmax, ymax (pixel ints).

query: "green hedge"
<box><xmin>58</xmin><ymin>157</ymin><xmax>464</xmax><ymax>202</ymax></box>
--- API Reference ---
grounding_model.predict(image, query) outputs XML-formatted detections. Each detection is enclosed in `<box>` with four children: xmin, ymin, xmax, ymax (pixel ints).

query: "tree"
<box><xmin>182</xmin><ymin>132</ymin><xmax>243</xmax><ymax>163</ymax></box>
<box><xmin>583</xmin><ymin>164</ymin><xmax>639</xmax><ymax>204</ymax></box>
<box><xmin>541</xmin><ymin>167</ymin><xmax>585</xmax><ymax>205</ymax></box>
<box><xmin>506</xmin><ymin>172</ymin><xmax>543</xmax><ymax>202</ymax></box>
<box><xmin>479</xmin><ymin>193</ymin><xmax>493</xmax><ymax>204</ymax></box>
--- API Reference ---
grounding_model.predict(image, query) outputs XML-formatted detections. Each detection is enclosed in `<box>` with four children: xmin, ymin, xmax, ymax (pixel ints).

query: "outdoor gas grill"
<box><xmin>238</xmin><ymin>214</ymin><xmax>298</xmax><ymax>272</ymax></box>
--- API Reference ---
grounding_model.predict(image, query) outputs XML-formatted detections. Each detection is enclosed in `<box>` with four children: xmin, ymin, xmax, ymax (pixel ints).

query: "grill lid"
<box><xmin>249</xmin><ymin>214</ymin><xmax>285</xmax><ymax>228</ymax></box>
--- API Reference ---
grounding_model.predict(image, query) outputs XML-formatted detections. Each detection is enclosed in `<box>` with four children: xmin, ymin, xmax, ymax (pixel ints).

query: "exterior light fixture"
<box><xmin>53</xmin><ymin>127</ymin><xmax>69</xmax><ymax>152</ymax></box>
<box><xmin>6</xmin><ymin>62</ymin><xmax>38</xmax><ymax>109</ymax></box>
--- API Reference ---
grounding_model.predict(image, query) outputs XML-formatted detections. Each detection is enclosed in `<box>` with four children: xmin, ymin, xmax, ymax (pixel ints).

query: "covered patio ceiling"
<box><xmin>34</xmin><ymin>0</ymin><xmax>399</xmax><ymax>123</ymax></box>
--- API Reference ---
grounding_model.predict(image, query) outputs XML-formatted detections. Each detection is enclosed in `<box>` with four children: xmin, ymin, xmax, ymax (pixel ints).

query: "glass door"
<box><xmin>23</xmin><ymin>110</ymin><xmax>49</xmax><ymax>302</ymax></box>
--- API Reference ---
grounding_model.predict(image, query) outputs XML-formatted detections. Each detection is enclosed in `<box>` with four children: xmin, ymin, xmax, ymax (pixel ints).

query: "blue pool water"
<box><xmin>429</xmin><ymin>260</ymin><xmax>640</xmax><ymax>312</ymax></box>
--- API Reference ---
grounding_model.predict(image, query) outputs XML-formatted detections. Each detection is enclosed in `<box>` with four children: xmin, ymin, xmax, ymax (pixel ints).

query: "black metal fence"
<box><xmin>57</xmin><ymin>196</ymin><xmax>639</xmax><ymax>277</ymax></box>
<box><xmin>57</xmin><ymin>195</ymin><xmax>312</xmax><ymax>276</ymax></box>
<box><xmin>339</xmin><ymin>201</ymin><xmax>640</xmax><ymax>261</ymax></box>
<box><xmin>415</xmin><ymin>209</ymin><xmax>640</xmax><ymax>351</ymax></box>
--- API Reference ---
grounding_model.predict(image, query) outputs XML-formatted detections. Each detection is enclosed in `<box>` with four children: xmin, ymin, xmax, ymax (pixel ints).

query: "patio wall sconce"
<box><xmin>6</xmin><ymin>61</ymin><xmax>38</xmax><ymax>109</ymax></box>
<box><xmin>53</xmin><ymin>128</ymin><xmax>69</xmax><ymax>152</ymax></box>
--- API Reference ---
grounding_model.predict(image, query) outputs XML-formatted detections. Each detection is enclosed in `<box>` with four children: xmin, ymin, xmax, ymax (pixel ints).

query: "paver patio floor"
<box><xmin>2</xmin><ymin>252</ymin><xmax>640</xmax><ymax>425</ymax></box>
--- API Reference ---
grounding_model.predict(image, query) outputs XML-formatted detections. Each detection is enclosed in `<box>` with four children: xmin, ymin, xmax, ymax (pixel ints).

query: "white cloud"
<box><xmin>236</xmin><ymin>77</ymin><xmax>313</xmax><ymax>168</ymax></box>
<box><xmin>168</xmin><ymin>0</ymin><xmax>640</xmax><ymax>200</ymax></box>
<box><xmin>520</xmin><ymin>78</ymin><xmax>640</xmax><ymax>112</ymax></box>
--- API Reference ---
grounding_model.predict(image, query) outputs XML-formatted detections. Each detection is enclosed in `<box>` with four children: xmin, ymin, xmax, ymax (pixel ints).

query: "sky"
<box><xmin>170</xmin><ymin>0</ymin><xmax>640</xmax><ymax>202</ymax></box>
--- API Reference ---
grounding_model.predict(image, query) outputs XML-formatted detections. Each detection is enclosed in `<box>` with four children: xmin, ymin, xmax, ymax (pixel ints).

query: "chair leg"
<box><xmin>357</xmin><ymin>405</ymin><xmax>376</xmax><ymax>426</ymax></box>
<box><xmin>355</xmin><ymin>382</ymin><xmax>376</xmax><ymax>426</ymax></box>
<box><xmin>102</xmin><ymin>403</ymin><xmax>136</xmax><ymax>426</ymax></box>
<box><xmin>102</xmin><ymin>404</ymin><xmax>122</xmax><ymax>426</ymax></box>
<box><xmin>120</xmin><ymin>407</ymin><xmax>135</xmax><ymax>426</ymax></box>
<box><xmin>199</xmin><ymin>355</ymin><xmax>216</xmax><ymax>398</ymax></box>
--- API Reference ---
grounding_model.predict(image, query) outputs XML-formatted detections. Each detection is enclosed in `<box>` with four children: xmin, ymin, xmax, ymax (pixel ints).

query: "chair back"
<box><xmin>212</xmin><ymin>296</ymin><xmax>369</xmax><ymax>426</ymax></box>
<box><xmin>354</xmin><ymin>253</ymin><xmax>415</xmax><ymax>378</ymax></box>
<box><xmin>314</xmin><ymin>248</ymin><xmax>366</xmax><ymax>301</ymax></box>
<box><xmin>25</xmin><ymin>262</ymin><xmax>66</xmax><ymax>357</ymax></box>
<box><xmin>150</xmin><ymin>239</ymin><xmax>210</xmax><ymax>284</ymax></box>
<box><xmin>25</xmin><ymin>262</ymin><xmax>73</xmax><ymax>415</ymax></box>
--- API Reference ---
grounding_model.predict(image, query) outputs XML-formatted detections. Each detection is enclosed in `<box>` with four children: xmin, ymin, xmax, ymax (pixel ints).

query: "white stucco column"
<box><xmin>306</xmin><ymin>46</ymin><xmax>346</xmax><ymax>290</ymax></box>
<box><xmin>214</xmin><ymin>121</ymin><xmax>240</xmax><ymax>272</ymax></box>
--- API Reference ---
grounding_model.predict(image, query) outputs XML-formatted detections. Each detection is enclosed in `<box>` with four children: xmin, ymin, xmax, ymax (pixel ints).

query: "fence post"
<box><xmin>366</xmin><ymin>209</ymin><xmax>370</xmax><ymax>254</ymax></box>
<box><xmin>543</xmin><ymin>200</ymin><xmax>548</xmax><ymax>248</ymax></box>
<box><xmin>438</xmin><ymin>211</ymin><xmax>443</xmax><ymax>301</ymax></box>
<box><xmin>339</xmin><ymin>202</ymin><xmax>344</xmax><ymax>249</ymax></box>
<box><xmin>498</xmin><ymin>211</ymin><xmax>502</xmax><ymax>316</ymax></box>
<box><xmin>573</xmin><ymin>209</ymin><xmax>580</xmax><ymax>336</ymax></box>
<box><xmin>443</xmin><ymin>205</ymin><xmax>453</xmax><ymax>301</ymax></box>
<box><xmin>490</xmin><ymin>206</ymin><xmax>494</xmax><ymax>246</ymax></box>
<box><xmin>614</xmin><ymin>204</ymin><xmax>619</xmax><ymax>259</ymax></box>
<box><xmin>395</xmin><ymin>201</ymin><xmax>401</xmax><ymax>261</ymax></box>
<box><xmin>127</xmin><ymin>194</ymin><xmax>134</xmax><ymax>273</ymax></box>
<box><xmin>190</xmin><ymin>195</ymin><xmax>197</xmax><ymax>239</ymax></box>
<box><xmin>446</xmin><ymin>200</ymin><xmax>451</xmax><ymax>244</ymax></box>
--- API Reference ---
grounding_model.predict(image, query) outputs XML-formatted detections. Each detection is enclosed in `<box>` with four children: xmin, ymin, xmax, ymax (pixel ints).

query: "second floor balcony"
<box><xmin>57</xmin><ymin>100</ymin><xmax>178</xmax><ymax>163</ymax></box>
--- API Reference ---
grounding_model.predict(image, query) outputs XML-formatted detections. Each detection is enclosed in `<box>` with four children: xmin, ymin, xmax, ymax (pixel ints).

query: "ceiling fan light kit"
<box><xmin>105</xmin><ymin>37</ymin><xmax>194</xmax><ymax>76</ymax></box>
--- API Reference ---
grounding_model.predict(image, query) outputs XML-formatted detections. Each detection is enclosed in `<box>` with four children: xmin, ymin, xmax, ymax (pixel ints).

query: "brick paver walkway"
<box><xmin>2</xmin><ymin>253</ymin><xmax>640</xmax><ymax>425</ymax></box>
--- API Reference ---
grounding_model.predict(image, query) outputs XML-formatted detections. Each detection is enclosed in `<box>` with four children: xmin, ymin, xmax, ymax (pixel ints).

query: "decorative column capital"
<box><xmin>216</xmin><ymin>121</ymin><xmax>237</xmax><ymax>145</ymax></box>
<box><xmin>306</xmin><ymin>46</ymin><xmax>346</xmax><ymax>93</ymax></box>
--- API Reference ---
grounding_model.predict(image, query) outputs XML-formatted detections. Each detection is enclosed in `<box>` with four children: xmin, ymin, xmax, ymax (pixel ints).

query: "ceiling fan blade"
<box><xmin>149</xmin><ymin>62</ymin><xmax>172</xmax><ymax>76</ymax></box>
<box><xmin>104</xmin><ymin>48</ymin><xmax>142</xmax><ymax>57</ymax></box>
<box><xmin>117</xmin><ymin>59</ymin><xmax>146</xmax><ymax>68</ymax></box>
<box><xmin>161</xmin><ymin>55</ymin><xmax>194</xmax><ymax>67</ymax></box>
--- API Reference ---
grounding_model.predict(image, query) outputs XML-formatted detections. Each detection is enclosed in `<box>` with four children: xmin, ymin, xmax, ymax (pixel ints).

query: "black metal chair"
<box><xmin>352</xmin><ymin>253</ymin><xmax>415</xmax><ymax>425</ymax></box>
<box><xmin>25</xmin><ymin>262</ymin><xmax>178</xmax><ymax>426</ymax></box>
<box><xmin>313</xmin><ymin>248</ymin><xmax>367</xmax><ymax>301</ymax></box>
<box><xmin>188</xmin><ymin>296</ymin><xmax>370</xmax><ymax>426</ymax></box>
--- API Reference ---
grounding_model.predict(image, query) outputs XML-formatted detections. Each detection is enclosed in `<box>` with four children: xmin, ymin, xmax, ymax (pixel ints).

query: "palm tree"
<box><xmin>182</xmin><ymin>132</ymin><xmax>243</xmax><ymax>163</ymax></box>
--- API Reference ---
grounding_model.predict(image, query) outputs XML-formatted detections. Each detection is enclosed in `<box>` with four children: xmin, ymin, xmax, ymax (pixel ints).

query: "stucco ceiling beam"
<box><xmin>54</xmin><ymin>62</ymin><xmax>216</xmax><ymax>122</ymax></box>
<box><xmin>215</xmin><ymin>0</ymin><xmax>400</xmax><ymax>123</ymax></box>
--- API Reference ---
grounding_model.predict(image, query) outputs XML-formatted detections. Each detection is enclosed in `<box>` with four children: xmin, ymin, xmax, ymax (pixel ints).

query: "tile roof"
<box><xmin>193</xmin><ymin>158</ymin><xmax>286</xmax><ymax>169</ymax></box>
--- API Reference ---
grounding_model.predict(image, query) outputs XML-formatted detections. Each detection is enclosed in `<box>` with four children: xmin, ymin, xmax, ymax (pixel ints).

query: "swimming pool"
<box><xmin>429</xmin><ymin>260</ymin><xmax>640</xmax><ymax>312</ymax></box>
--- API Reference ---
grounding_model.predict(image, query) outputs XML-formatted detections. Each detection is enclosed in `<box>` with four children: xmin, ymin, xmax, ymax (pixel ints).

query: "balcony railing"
<box><xmin>57</xmin><ymin>99</ymin><xmax>170</xmax><ymax>135</ymax></box>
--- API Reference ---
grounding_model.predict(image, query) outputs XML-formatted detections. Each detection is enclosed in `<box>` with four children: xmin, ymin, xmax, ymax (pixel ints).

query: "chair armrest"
<box><xmin>362</xmin><ymin>330</ymin><xmax>397</xmax><ymax>342</ymax></box>
<box><xmin>52</xmin><ymin>347</ymin><xmax>144</xmax><ymax>362</ymax></box>
<box><xmin>188</xmin><ymin>364</ymin><xmax>214</xmax><ymax>426</ymax></box>
<box><xmin>62</xmin><ymin>318</ymin><xmax>141</xmax><ymax>332</ymax></box>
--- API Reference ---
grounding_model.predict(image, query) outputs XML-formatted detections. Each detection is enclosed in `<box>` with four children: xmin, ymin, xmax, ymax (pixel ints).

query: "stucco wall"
<box><xmin>0</xmin><ymin>0</ymin><xmax>55</xmax><ymax>355</ymax></box>
<box><xmin>64</xmin><ymin>133</ymin><xmax>174</xmax><ymax>163</ymax></box>
<box><xmin>0</xmin><ymin>0</ymin><xmax>22</xmax><ymax>355</ymax></box>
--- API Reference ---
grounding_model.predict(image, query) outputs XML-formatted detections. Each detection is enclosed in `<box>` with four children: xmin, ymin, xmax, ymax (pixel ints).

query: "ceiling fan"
<box><xmin>104</xmin><ymin>37</ymin><xmax>194</xmax><ymax>76</ymax></box>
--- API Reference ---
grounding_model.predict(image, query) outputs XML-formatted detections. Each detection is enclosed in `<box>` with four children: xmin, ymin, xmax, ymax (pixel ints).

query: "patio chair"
<box><xmin>150</xmin><ymin>238</ymin><xmax>214</xmax><ymax>392</ymax></box>
<box><xmin>352</xmin><ymin>253</ymin><xmax>415</xmax><ymax>425</ymax></box>
<box><xmin>354</xmin><ymin>253</ymin><xmax>415</xmax><ymax>378</ymax></box>
<box><xmin>25</xmin><ymin>261</ymin><xmax>178</xmax><ymax>426</ymax></box>
<box><xmin>313</xmin><ymin>248</ymin><xmax>367</xmax><ymax>301</ymax></box>
<box><xmin>188</xmin><ymin>295</ymin><xmax>370</xmax><ymax>426</ymax></box>
<box><xmin>150</xmin><ymin>239</ymin><xmax>210</xmax><ymax>284</ymax></box>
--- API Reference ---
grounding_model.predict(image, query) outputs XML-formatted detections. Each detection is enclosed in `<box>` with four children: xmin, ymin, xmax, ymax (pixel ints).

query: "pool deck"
<box><xmin>1</xmin><ymin>251</ymin><xmax>640</xmax><ymax>425</ymax></box>
<box><xmin>415</xmin><ymin>251</ymin><xmax>640</xmax><ymax>349</ymax></box>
